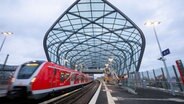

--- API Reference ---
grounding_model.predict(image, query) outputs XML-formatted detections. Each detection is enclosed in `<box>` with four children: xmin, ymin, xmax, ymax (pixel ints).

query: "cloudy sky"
<box><xmin>0</xmin><ymin>0</ymin><xmax>184</xmax><ymax>71</ymax></box>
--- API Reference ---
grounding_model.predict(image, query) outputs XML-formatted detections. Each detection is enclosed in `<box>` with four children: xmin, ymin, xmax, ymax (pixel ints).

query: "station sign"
<box><xmin>162</xmin><ymin>48</ymin><xmax>170</xmax><ymax>56</ymax></box>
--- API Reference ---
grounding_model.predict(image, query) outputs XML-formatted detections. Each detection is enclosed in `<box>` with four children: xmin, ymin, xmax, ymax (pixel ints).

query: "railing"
<box><xmin>0</xmin><ymin>70</ymin><xmax>14</xmax><ymax>90</ymax></box>
<box><xmin>121</xmin><ymin>64</ymin><xmax>184</xmax><ymax>95</ymax></box>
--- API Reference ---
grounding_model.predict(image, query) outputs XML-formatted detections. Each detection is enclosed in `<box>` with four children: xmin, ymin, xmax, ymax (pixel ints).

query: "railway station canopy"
<box><xmin>43</xmin><ymin>0</ymin><xmax>145</xmax><ymax>75</ymax></box>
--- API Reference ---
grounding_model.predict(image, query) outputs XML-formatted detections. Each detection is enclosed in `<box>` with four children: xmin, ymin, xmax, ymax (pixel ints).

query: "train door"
<box><xmin>48</xmin><ymin>67</ymin><xmax>57</xmax><ymax>88</ymax></box>
<box><xmin>48</xmin><ymin>67</ymin><xmax>53</xmax><ymax>88</ymax></box>
<box><xmin>70</xmin><ymin>73</ymin><xmax>75</xmax><ymax>85</ymax></box>
<box><xmin>60</xmin><ymin>72</ymin><xmax>65</xmax><ymax>84</ymax></box>
<box><xmin>76</xmin><ymin>74</ymin><xmax>79</xmax><ymax>84</ymax></box>
<box><xmin>52</xmin><ymin>68</ymin><xmax>57</xmax><ymax>87</ymax></box>
<box><xmin>79</xmin><ymin>75</ymin><xmax>81</xmax><ymax>83</ymax></box>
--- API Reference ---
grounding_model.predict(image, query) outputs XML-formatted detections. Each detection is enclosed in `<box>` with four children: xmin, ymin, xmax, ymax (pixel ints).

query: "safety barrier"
<box><xmin>121</xmin><ymin>63</ymin><xmax>184</xmax><ymax>95</ymax></box>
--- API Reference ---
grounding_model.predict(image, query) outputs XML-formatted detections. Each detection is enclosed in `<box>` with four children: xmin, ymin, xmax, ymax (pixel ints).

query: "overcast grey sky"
<box><xmin>0</xmin><ymin>0</ymin><xmax>184</xmax><ymax>71</ymax></box>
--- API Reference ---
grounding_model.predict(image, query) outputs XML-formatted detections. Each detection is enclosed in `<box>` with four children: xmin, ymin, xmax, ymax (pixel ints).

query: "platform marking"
<box><xmin>112</xmin><ymin>97</ymin><xmax>118</xmax><ymax>101</ymax></box>
<box><xmin>89</xmin><ymin>82</ymin><xmax>102</xmax><ymax>104</ymax></box>
<box><xmin>103</xmin><ymin>82</ymin><xmax>116</xmax><ymax>104</ymax></box>
<box><xmin>113</xmin><ymin>97</ymin><xmax>184</xmax><ymax>102</ymax></box>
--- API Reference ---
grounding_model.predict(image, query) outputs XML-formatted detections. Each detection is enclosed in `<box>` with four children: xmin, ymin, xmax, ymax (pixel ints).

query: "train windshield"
<box><xmin>17</xmin><ymin>62</ymin><xmax>42</xmax><ymax>79</ymax></box>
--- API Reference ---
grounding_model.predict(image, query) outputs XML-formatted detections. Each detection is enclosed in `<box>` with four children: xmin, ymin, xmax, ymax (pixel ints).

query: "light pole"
<box><xmin>75</xmin><ymin>64</ymin><xmax>78</xmax><ymax>71</ymax></box>
<box><xmin>0</xmin><ymin>32</ymin><xmax>13</xmax><ymax>52</ymax></box>
<box><xmin>63</xmin><ymin>59</ymin><xmax>68</xmax><ymax>66</ymax></box>
<box><xmin>108</xmin><ymin>58</ymin><xmax>113</xmax><ymax>72</ymax></box>
<box><xmin>145</xmin><ymin>21</ymin><xmax>175</xmax><ymax>95</ymax></box>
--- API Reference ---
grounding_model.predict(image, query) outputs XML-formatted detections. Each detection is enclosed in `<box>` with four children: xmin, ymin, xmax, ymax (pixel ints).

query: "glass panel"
<box><xmin>148</xmin><ymin>70</ymin><xmax>155</xmax><ymax>87</ymax></box>
<box><xmin>17</xmin><ymin>62</ymin><xmax>41</xmax><ymax>79</ymax></box>
<box><xmin>60</xmin><ymin>72</ymin><xmax>65</xmax><ymax>82</ymax></box>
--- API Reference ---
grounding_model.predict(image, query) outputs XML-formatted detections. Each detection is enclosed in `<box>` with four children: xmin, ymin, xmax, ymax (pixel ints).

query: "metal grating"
<box><xmin>43</xmin><ymin>0</ymin><xmax>145</xmax><ymax>75</ymax></box>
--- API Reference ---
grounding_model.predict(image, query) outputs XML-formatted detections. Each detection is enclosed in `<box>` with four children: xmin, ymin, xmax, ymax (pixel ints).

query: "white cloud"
<box><xmin>0</xmin><ymin>36</ymin><xmax>45</xmax><ymax>65</ymax></box>
<box><xmin>0</xmin><ymin>0</ymin><xmax>76</xmax><ymax>65</ymax></box>
<box><xmin>0</xmin><ymin>0</ymin><xmax>184</xmax><ymax>72</ymax></box>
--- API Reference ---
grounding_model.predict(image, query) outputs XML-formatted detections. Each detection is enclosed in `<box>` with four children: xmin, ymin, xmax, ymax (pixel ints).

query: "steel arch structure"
<box><xmin>43</xmin><ymin>0</ymin><xmax>145</xmax><ymax>75</ymax></box>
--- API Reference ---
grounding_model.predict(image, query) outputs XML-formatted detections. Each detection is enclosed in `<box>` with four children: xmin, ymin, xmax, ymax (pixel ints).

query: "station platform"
<box><xmin>95</xmin><ymin>81</ymin><xmax>184</xmax><ymax>104</ymax></box>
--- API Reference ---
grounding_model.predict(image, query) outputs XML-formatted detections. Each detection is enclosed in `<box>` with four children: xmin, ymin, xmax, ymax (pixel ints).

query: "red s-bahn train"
<box><xmin>7</xmin><ymin>60</ymin><xmax>92</xmax><ymax>99</ymax></box>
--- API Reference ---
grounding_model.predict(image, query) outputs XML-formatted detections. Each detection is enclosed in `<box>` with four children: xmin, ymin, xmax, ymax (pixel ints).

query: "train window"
<box><xmin>65</xmin><ymin>73</ymin><xmax>70</xmax><ymax>79</ymax></box>
<box><xmin>17</xmin><ymin>63</ymin><xmax>40</xmax><ymax>79</ymax></box>
<box><xmin>60</xmin><ymin>72</ymin><xmax>65</xmax><ymax>82</ymax></box>
<box><xmin>77</xmin><ymin>75</ymin><xmax>80</xmax><ymax>81</ymax></box>
<box><xmin>78</xmin><ymin>75</ymin><xmax>81</xmax><ymax>81</ymax></box>
<box><xmin>81</xmin><ymin>76</ymin><xmax>84</xmax><ymax>82</ymax></box>
<box><xmin>71</xmin><ymin>74</ymin><xmax>76</xmax><ymax>81</ymax></box>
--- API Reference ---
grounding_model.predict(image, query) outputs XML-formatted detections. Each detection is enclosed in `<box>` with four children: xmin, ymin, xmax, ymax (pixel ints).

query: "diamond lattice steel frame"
<box><xmin>43</xmin><ymin>0</ymin><xmax>145</xmax><ymax>75</ymax></box>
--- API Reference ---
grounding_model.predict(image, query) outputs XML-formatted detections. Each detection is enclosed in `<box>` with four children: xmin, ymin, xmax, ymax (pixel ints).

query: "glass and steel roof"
<box><xmin>43</xmin><ymin>0</ymin><xmax>145</xmax><ymax>75</ymax></box>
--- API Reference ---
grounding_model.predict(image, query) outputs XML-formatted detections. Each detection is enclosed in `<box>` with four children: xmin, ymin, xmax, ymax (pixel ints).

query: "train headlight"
<box><xmin>11</xmin><ymin>77</ymin><xmax>15</xmax><ymax>83</ymax></box>
<box><xmin>31</xmin><ymin>77</ymin><xmax>37</xmax><ymax>83</ymax></box>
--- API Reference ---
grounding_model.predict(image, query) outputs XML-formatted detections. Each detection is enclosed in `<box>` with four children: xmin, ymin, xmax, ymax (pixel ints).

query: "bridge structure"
<box><xmin>82</xmin><ymin>69</ymin><xmax>104</xmax><ymax>74</ymax></box>
<box><xmin>1</xmin><ymin>0</ymin><xmax>184</xmax><ymax>104</ymax></box>
<box><xmin>43</xmin><ymin>0</ymin><xmax>145</xmax><ymax>77</ymax></box>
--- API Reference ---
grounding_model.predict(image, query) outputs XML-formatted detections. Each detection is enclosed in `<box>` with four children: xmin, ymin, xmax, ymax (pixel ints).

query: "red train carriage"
<box><xmin>7</xmin><ymin>61</ymin><xmax>92</xmax><ymax>99</ymax></box>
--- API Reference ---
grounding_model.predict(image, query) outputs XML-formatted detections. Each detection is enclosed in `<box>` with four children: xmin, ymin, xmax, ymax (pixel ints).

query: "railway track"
<box><xmin>40</xmin><ymin>80</ymin><xmax>100</xmax><ymax>104</ymax></box>
<box><xmin>0</xmin><ymin>80</ymin><xmax>100</xmax><ymax>104</ymax></box>
<box><xmin>0</xmin><ymin>97</ymin><xmax>39</xmax><ymax>104</ymax></box>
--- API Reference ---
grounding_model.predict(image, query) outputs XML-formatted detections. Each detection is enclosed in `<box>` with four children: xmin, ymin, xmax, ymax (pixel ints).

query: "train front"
<box><xmin>7</xmin><ymin>61</ymin><xmax>44</xmax><ymax>99</ymax></box>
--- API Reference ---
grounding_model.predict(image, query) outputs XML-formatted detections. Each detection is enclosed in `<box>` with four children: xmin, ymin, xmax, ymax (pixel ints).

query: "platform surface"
<box><xmin>96</xmin><ymin>82</ymin><xmax>184</xmax><ymax>104</ymax></box>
